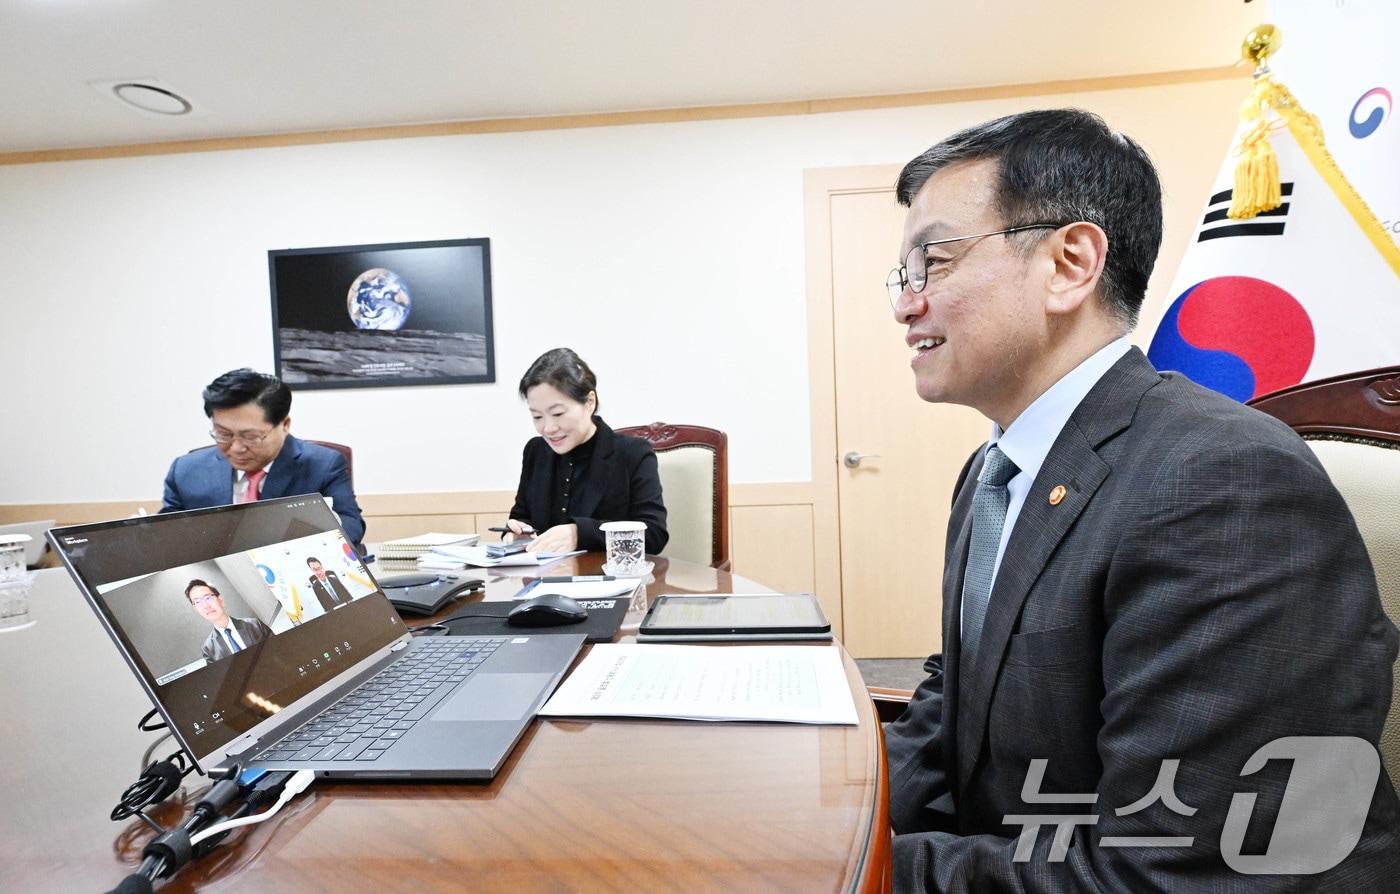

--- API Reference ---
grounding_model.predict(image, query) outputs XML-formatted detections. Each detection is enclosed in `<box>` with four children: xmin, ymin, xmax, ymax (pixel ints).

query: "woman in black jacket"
<box><xmin>505</xmin><ymin>348</ymin><xmax>668</xmax><ymax>556</ymax></box>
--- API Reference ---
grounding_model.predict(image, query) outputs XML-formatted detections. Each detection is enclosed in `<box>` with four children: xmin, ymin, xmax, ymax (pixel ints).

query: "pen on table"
<box><xmin>488</xmin><ymin>525</ymin><xmax>534</xmax><ymax>535</ymax></box>
<box><xmin>538</xmin><ymin>575</ymin><xmax>615</xmax><ymax>583</ymax></box>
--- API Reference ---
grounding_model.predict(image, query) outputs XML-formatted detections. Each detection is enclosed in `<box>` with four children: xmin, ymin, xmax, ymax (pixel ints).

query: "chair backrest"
<box><xmin>306</xmin><ymin>440</ymin><xmax>354</xmax><ymax>486</ymax></box>
<box><xmin>615</xmin><ymin>422</ymin><xmax>728</xmax><ymax>568</ymax></box>
<box><xmin>187</xmin><ymin>439</ymin><xmax>354</xmax><ymax>486</ymax></box>
<box><xmin>1249</xmin><ymin>366</ymin><xmax>1400</xmax><ymax>774</ymax></box>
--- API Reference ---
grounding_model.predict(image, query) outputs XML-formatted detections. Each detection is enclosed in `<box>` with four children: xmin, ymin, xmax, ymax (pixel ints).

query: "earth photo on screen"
<box><xmin>347</xmin><ymin>268</ymin><xmax>411</xmax><ymax>330</ymax></box>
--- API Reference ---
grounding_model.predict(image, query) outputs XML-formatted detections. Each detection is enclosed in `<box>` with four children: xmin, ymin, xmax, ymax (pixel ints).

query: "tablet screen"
<box><xmin>643</xmin><ymin>593</ymin><xmax>829</xmax><ymax>633</ymax></box>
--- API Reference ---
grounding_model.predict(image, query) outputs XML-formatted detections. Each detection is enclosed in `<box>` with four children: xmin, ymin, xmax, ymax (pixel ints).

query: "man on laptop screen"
<box><xmin>186</xmin><ymin>579</ymin><xmax>272</xmax><ymax>663</ymax></box>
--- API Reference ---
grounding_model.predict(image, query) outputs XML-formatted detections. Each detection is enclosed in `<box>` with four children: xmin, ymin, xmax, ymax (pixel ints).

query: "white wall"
<box><xmin>0</xmin><ymin>78</ymin><xmax>1243</xmax><ymax>504</ymax></box>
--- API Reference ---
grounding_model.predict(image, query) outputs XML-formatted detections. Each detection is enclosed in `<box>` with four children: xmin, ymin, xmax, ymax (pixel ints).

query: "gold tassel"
<box><xmin>1230</xmin><ymin>119</ymin><xmax>1281</xmax><ymax>219</ymax></box>
<box><xmin>1225</xmin><ymin>24</ymin><xmax>1400</xmax><ymax>277</ymax></box>
<box><xmin>1229</xmin><ymin>27</ymin><xmax>1286</xmax><ymax>220</ymax></box>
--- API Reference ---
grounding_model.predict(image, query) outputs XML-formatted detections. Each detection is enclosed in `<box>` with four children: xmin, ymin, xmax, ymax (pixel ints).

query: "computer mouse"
<box><xmin>506</xmin><ymin>593</ymin><xmax>588</xmax><ymax>627</ymax></box>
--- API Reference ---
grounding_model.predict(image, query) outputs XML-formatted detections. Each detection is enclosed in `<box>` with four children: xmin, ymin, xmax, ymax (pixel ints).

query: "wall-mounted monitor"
<box><xmin>269</xmin><ymin>237</ymin><xmax>495</xmax><ymax>390</ymax></box>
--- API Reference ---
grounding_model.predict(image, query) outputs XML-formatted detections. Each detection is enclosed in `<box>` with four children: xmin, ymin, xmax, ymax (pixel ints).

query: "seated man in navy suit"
<box><xmin>160</xmin><ymin>368</ymin><xmax>366</xmax><ymax>550</ymax></box>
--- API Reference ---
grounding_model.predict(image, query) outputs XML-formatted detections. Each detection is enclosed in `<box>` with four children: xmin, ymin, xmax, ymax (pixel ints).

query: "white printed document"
<box><xmin>538</xmin><ymin>644</ymin><xmax>858</xmax><ymax>725</ymax></box>
<box><xmin>514</xmin><ymin>578</ymin><xmax>641</xmax><ymax>600</ymax></box>
<box><xmin>425</xmin><ymin>546</ymin><xmax>584</xmax><ymax>568</ymax></box>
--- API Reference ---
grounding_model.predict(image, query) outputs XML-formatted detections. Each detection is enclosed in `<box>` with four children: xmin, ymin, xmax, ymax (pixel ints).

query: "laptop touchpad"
<box><xmin>430</xmin><ymin>673</ymin><xmax>555</xmax><ymax>723</ymax></box>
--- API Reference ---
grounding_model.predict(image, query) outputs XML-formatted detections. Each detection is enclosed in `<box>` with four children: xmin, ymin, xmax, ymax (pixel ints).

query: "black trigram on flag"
<box><xmin>1196</xmin><ymin>182</ymin><xmax>1294</xmax><ymax>242</ymax></box>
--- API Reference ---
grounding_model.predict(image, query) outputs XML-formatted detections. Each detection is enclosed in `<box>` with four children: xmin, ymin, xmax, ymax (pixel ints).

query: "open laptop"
<box><xmin>48</xmin><ymin>495</ymin><xmax>584</xmax><ymax>780</ymax></box>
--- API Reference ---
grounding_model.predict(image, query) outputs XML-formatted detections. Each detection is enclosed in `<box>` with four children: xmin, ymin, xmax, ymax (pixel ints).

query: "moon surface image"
<box><xmin>279</xmin><ymin>328</ymin><xmax>488</xmax><ymax>384</ymax></box>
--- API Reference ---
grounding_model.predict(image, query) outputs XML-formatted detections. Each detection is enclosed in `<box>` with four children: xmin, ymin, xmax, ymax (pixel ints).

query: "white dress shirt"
<box><xmin>217</xmin><ymin>621</ymin><xmax>248</xmax><ymax>652</ymax></box>
<box><xmin>978</xmin><ymin>338</ymin><xmax>1133</xmax><ymax>602</ymax></box>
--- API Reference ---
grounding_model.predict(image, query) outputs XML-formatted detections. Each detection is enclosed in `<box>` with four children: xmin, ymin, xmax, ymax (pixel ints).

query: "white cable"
<box><xmin>188</xmin><ymin>769</ymin><xmax>316</xmax><ymax>846</ymax></box>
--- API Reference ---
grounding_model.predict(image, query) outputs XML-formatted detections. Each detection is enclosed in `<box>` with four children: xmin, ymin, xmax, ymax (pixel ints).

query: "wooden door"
<box><xmin>827</xmin><ymin>185</ymin><xmax>989</xmax><ymax>658</ymax></box>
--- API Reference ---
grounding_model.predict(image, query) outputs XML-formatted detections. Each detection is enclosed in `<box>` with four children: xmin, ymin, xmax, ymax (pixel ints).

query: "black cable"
<box><xmin>137</xmin><ymin>707</ymin><xmax>168</xmax><ymax>732</ymax></box>
<box><xmin>110</xmin><ymin>749</ymin><xmax>195</xmax><ymax>831</ymax></box>
<box><xmin>106</xmin><ymin>768</ymin><xmax>250</xmax><ymax>893</ymax></box>
<box><xmin>191</xmin><ymin>771</ymin><xmax>296</xmax><ymax>856</ymax></box>
<box><xmin>413</xmin><ymin>606</ymin><xmax>514</xmax><ymax>634</ymax></box>
<box><xmin>411</xmin><ymin>613</ymin><xmax>511</xmax><ymax>635</ymax></box>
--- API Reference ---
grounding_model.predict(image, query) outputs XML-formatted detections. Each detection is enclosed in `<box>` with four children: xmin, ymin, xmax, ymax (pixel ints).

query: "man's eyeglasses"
<box><xmin>885</xmin><ymin>223</ymin><xmax>1061</xmax><ymax>307</ymax></box>
<box><xmin>210</xmin><ymin>427</ymin><xmax>277</xmax><ymax>447</ymax></box>
<box><xmin>190</xmin><ymin>594</ymin><xmax>220</xmax><ymax>607</ymax></box>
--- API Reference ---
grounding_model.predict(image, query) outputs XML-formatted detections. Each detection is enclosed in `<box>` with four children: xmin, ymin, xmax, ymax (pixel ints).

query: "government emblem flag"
<box><xmin>1147</xmin><ymin>1</ymin><xmax>1400</xmax><ymax>402</ymax></box>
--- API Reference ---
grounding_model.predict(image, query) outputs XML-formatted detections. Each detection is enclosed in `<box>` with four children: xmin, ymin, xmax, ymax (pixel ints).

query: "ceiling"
<box><xmin>3</xmin><ymin>0</ymin><xmax>1266</xmax><ymax>154</ymax></box>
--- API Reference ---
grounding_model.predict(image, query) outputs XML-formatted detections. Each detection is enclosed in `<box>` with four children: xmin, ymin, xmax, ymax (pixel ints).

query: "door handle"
<box><xmin>843</xmin><ymin>451</ymin><xmax>881</xmax><ymax>469</ymax></box>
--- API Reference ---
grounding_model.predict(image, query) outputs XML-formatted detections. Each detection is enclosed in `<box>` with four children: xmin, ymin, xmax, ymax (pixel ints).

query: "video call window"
<box><xmin>96</xmin><ymin>531</ymin><xmax>375</xmax><ymax>685</ymax></box>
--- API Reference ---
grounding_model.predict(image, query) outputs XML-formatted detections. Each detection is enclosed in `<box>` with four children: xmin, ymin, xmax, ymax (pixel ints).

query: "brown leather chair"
<box><xmin>1248</xmin><ymin>366</ymin><xmax>1400</xmax><ymax>775</ymax></box>
<box><xmin>615</xmin><ymin>422</ymin><xmax>729</xmax><ymax>569</ymax></box>
<box><xmin>306</xmin><ymin>440</ymin><xmax>354</xmax><ymax>485</ymax></box>
<box><xmin>188</xmin><ymin>439</ymin><xmax>354</xmax><ymax>486</ymax></box>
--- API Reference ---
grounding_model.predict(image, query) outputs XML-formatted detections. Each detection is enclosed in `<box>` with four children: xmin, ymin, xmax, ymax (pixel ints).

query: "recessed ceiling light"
<box><xmin>89</xmin><ymin>78</ymin><xmax>204</xmax><ymax>119</ymax></box>
<box><xmin>112</xmin><ymin>83</ymin><xmax>191</xmax><ymax>115</ymax></box>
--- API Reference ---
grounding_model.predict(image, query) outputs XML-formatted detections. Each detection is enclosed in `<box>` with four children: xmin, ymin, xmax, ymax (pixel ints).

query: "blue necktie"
<box><xmin>959</xmin><ymin>446</ymin><xmax>1019</xmax><ymax>671</ymax></box>
<box><xmin>224</xmin><ymin>628</ymin><xmax>241</xmax><ymax>654</ymax></box>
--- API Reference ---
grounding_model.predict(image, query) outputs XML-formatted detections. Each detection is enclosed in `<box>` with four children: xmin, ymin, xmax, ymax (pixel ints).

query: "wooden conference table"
<box><xmin>1</xmin><ymin>554</ymin><xmax>890</xmax><ymax>893</ymax></box>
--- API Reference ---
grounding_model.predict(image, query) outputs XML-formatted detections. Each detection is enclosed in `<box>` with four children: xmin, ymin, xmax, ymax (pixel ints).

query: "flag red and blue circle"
<box><xmin>1147</xmin><ymin>276</ymin><xmax>1314</xmax><ymax>402</ymax></box>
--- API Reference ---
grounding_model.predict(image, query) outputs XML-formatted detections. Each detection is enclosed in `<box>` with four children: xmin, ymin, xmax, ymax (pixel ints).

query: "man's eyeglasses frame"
<box><xmin>885</xmin><ymin>223</ymin><xmax>1062</xmax><ymax>307</ymax></box>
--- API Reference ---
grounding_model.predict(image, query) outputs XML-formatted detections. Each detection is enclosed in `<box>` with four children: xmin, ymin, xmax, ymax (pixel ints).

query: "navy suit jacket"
<box><xmin>160</xmin><ymin>434</ymin><xmax>366</xmax><ymax>549</ymax></box>
<box><xmin>885</xmin><ymin>348</ymin><xmax>1400</xmax><ymax>891</ymax></box>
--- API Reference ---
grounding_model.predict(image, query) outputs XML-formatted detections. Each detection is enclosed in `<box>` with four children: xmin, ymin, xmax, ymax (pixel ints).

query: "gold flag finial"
<box><xmin>1241</xmin><ymin>24</ymin><xmax>1281</xmax><ymax>68</ymax></box>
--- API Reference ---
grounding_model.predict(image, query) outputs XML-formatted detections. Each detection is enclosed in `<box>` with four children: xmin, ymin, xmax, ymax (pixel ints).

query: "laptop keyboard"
<box><xmin>258</xmin><ymin>636</ymin><xmax>507</xmax><ymax>764</ymax></box>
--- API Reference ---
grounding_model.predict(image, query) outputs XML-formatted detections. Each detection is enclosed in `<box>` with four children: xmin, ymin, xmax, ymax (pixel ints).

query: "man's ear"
<box><xmin>1044</xmin><ymin>222</ymin><xmax>1108</xmax><ymax>317</ymax></box>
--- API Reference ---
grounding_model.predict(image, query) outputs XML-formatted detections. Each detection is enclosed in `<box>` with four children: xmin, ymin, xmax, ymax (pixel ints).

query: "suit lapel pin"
<box><xmin>1048</xmin><ymin>485</ymin><xmax>1067</xmax><ymax>506</ymax></box>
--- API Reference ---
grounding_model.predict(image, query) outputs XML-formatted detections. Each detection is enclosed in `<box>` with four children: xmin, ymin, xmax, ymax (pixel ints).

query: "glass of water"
<box><xmin>0</xmin><ymin>535</ymin><xmax>34</xmax><ymax>632</ymax></box>
<box><xmin>599</xmin><ymin>521</ymin><xmax>647</xmax><ymax>576</ymax></box>
<box><xmin>0</xmin><ymin>535</ymin><xmax>25</xmax><ymax>581</ymax></box>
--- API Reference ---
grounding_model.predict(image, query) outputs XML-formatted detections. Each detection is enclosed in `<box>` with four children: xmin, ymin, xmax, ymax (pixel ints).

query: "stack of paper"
<box><xmin>419</xmin><ymin>544</ymin><xmax>584</xmax><ymax>571</ymax></box>
<box><xmin>514</xmin><ymin>578</ymin><xmax>642</xmax><ymax>600</ymax></box>
<box><xmin>539</xmin><ymin>644</ymin><xmax>858</xmax><ymax>725</ymax></box>
<box><xmin>376</xmin><ymin>532</ymin><xmax>479</xmax><ymax>571</ymax></box>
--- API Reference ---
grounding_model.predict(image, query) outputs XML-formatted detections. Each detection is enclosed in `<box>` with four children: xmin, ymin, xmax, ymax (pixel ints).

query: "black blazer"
<box><xmin>308</xmin><ymin>571</ymin><xmax>353</xmax><ymax>612</ymax></box>
<box><xmin>509</xmin><ymin>417</ymin><xmax>668</xmax><ymax>554</ymax></box>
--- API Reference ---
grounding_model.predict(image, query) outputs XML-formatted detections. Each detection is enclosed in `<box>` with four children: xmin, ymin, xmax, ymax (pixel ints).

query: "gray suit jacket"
<box><xmin>201</xmin><ymin>616</ymin><xmax>272</xmax><ymax>664</ymax></box>
<box><xmin>886</xmin><ymin>348</ymin><xmax>1400</xmax><ymax>891</ymax></box>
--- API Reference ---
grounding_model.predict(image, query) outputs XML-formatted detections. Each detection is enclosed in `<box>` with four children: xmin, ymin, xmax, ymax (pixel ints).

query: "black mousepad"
<box><xmin>440</xmin><ymin>596</ymin><xmax>630</xmax><ymax>643</ymax></box>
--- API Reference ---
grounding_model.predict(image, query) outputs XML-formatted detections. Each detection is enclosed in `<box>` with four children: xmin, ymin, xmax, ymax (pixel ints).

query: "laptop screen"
<box><xmin>50</xmin><ymin>495</ymin><xmax>406</xmax><ymax>764</ymax></box>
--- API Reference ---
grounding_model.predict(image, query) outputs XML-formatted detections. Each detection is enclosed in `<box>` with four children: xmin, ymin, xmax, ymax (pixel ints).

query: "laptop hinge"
<box><xmin>225</xmin><ymin>733</ymin><xmax>260</xmax><ymax>760</ymax></box>
<box><xmin>391</xmin><ymin>640</ymin><xmax>409</xmax><ymax>652</ymax></box>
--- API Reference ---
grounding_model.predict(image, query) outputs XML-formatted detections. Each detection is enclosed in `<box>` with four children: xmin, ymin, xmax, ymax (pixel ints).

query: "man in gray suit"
<box><xmin>883</xmin><ymin>109</ymin><xmax>1400</xmax><ymax>891</ymax></box>
<box><xmin>186</xmin><ymin>579</ymin><xmax>272</xmax><ymax>663</ymax></box>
